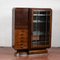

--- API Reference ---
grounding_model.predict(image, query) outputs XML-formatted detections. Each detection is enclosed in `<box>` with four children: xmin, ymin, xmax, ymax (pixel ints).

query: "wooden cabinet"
<box><xmin>12</xmin><ymin>8</ymin><xmax>52</xmax><ymax>55</ymax></box>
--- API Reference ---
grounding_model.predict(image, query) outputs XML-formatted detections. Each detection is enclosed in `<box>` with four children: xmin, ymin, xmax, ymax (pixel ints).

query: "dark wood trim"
<box><xmin>49</xmin><ymin>9</ymin><xmax>52</xmax><ymax>48</ymax></box>
<box><xmin>28</xmin><ymin>8</ymin><xmax>32</xmax><ymax>50</ymax></box>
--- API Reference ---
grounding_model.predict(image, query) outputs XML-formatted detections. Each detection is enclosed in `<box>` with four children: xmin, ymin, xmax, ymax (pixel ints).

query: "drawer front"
<box><xmin>15</xmin><ymin>29</ymin><xmax>28</xmax><ymax>49</ymax></box>
<box><xmin>15</xmin><ymin>39</ymin><xmax>28</xmax><ymax>43</ymax></box>
<box><xmin>15</xmin><ymin>43</ymin><xmax>28</xmax><ymax>49</ymax></box>
<box><xmin>15</xmin><ymin>29</ymin><xmax>28</xmax><ymax>38</ymax></box>
<box><xmin>15</xmin><ymin>29</ymin><xmax>28</xmax><ymax>42</ymax></box>
<box><xmin>15</xmin><ymin>29</ymin><xmax>28</xmax><ymax>33</ymax></box>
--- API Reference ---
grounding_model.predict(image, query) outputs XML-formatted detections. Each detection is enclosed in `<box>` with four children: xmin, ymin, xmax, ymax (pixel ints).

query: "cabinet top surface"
<box><xmin>13</xmin><ymin>8</ymin><xmax>52</xmax><ymax>11</ymax></box>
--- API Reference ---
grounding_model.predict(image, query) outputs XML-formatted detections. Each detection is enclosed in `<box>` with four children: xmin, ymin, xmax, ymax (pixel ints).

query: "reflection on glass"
<box><xmin>33</xmin><ymin>16</ymin><xmax>46</xmax><ymax>21</ymax></box>
<box><xmin>33</xmin><ymin>31</ymin><xmax>45</xmax><ymax>35</ymax></box>
<box><xmin>32</xmin><ymin>10</ymin><xmax>50</xmax><ymax>47</ymax></box>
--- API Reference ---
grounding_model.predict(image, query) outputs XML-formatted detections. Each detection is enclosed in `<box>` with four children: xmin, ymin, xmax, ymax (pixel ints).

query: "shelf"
<box><xmin>33</xmin><ymin>20</ymin><xmax>46</xmax><ymax>23</ymax></box>
<box><xmin>33</xmin><ymin>31</ymin><xmax>45</xmax><ymax>35</ymax></box>
<box><xmin>32</xmin><ymin>40</ymin><xmax>49</xmax><ymax>46</ymax></box>
<box><xmin>29</xmin><ymin>50</ymin><xmax>48</xmax><ymax>54</ymax></box>
<box><xmin>33</xmin><ymin>14</ymin><xmax>51</xmax><ymax>16</ymax></box>
<box><xmin>33</xmin><ymin>16</ymin><xmax>50</xmax><ymax>21</ymax></box>
<box><xmin>32</xmin><ymin>44</ymin><xmax>49</xmax><ymax>48</ymax></box>
<box><xmin>33</xmin><ymin>20</ymin><xmax>50</xmax><ymax>23</ymax></box>
<box><xmin>32</xmin><ymin>31</ymin><xmax>50</xmax><ymax>35</ymax></box>
<box><xmin>33</xmin><ymin>10</ymin><xmax>46</xmax><ymax>11</ymax></box>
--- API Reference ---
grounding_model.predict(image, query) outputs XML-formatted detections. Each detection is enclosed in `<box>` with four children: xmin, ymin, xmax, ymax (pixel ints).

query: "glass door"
<box><xmin>31</xmin><ymin>9</ymin><xmax>51</xmax><ymax>48</ymax></box>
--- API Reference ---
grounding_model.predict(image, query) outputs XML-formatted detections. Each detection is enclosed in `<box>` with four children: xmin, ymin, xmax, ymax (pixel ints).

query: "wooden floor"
<box><xmin>0</xmin><ymin>47</ymin><xmax>60</xmax><ymax>60</ymax></box>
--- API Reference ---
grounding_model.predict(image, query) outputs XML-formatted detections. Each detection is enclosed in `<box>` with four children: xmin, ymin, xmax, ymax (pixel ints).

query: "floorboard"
<box><xmin>0</xmin><ymin>47</ymin><xmax>60</xmax><ymax>60</ymax></box>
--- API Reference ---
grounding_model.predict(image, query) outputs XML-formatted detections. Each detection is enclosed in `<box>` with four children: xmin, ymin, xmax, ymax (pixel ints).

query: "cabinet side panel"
<box><xmin>28</xmin><ymin>9</ymin><xmax>32</xmax><ymax>50</ymax></box>
<box><xmin>13</xmin><ymin>8</ymin><xmax>29</xmax><ymax>50</ymax></box>
<box><xmin>15</xmin><ymin>8</ymin><xmax>28</xmax><ymax>29</ymax></box>
<box><xmin>12</xmin><ymin>8</ymin><xmax>15</xmax><ymax>47</ymax></box>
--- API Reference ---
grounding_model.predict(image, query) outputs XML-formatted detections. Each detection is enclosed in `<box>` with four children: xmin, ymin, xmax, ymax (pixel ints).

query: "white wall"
<box><xmin>0</xmin><ymin>0</ymin><xmax>60</xmax><ymax>47</ymax></box>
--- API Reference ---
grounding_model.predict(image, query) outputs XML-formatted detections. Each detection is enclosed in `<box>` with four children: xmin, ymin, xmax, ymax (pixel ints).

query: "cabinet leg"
<box><xmin>14</xmin><ymin>50</ymin><xmax>20</xmax><ymax>56</ymax></box>
<box><xmin>27</xmin><ymin>50</ymin><xmax>29</xmax><ymax>55</ymax></box>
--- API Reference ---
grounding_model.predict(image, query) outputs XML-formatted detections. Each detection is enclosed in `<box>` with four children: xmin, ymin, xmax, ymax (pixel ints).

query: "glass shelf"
<box><xmin>33</xmin><ymin>31</ymin><xmax>45</xmax><ymax>35</ymax></box>
<box><xmin>33</xmin><ymin>16</ymin><xmax>50</xmax><ymax>22</ymax></box>
<box><xmin>32</xmin><ymin>40</ymin><xmax>49</xmax><ymax>45</ymax></box>
<box><xmin>33</xmin><ymin>10</ymin><xmax>50</xmax><ymax>15</ymax></box>
<box><xmin>33</xmin><ymin>14</ymin><xmax>50</xmax><ymax>16</ymax></box>
<box><xmin>33</xmin><ymin>20</ymin><xmax>46</xmax><ymax>23</ymax></box>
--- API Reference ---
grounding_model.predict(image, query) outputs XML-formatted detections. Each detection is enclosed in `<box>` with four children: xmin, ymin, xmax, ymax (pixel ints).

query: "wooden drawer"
<box><xmin>15</xmin><ymin>43</ymin><xmax>28</xmax><ymax>49</ymax></box>
<box><xmin>15</xmin><ymin>33</ymin><xmax>28</xmax><ymax>38</ymax></box>
<box><xmin>15</xmin><ymin>29</ymin><xmax>28</xmax><ymax>38</ymax></box>
<box><xmin>15</xmin><ymin>38</ymin><xmax>28</xmax><ymax>43</ymax></box>
<box><xmin>15</xmin><ymin>29</ymin><xmax>28</xmax><ymax>33</ymax></box>
<box><xmin>15</xmin><ymin>35</ymin><xmax>28</xmax><ymax>40</ymax></box>
<box><xmin>15</xmin><ymin>33</ymin><xmax>28</xmax><ymax>42</ymax></box>
<box><xmin>15</xmin><ymin>29</ymin><xmax>28</xmax><ymax>42</ymax></box>
<box><xmin>15</xmin><ymin>29</ymin><xmax>28</xmax><ymax>49</ymax></box>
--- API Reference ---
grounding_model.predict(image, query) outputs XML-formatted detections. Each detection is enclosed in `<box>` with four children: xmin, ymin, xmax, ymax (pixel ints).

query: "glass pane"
<box><xmin>39</xmin><ymin>23</ymin><xmax>46</xmax><ymax>32</ymax></box>
<box><xmin>47</xmin><ymin>23</ymin><xmax>50</xmax><ymax>32</ymax></box>
<box><xmin>33</xmin><ymin>16</ymin><xmax>46</xmax><ymax>21</ymax></box>
<box><xmin>32</xmin><ymin>10</ymin><xmax>50</xmax><ymax>47</ymax></box>
<box><xmin>40</xmin><ymin>11</ymin><xmax>46</xmax><ymax>14</ymax></box>
<box><xmin>46</xmin><ymin>16</ymin><xmax>50</xmax><ymax>23</ymax></box>
<box><xmin>46</xmin><ymin>11</ymin><xmax>50</xmax><ymax>14</ymax></box>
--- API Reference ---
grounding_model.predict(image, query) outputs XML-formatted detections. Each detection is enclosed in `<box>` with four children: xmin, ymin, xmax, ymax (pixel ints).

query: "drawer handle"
<box><xmin>20</xmin><ymin>47</ymin><xmax>23</xmax><ymax>48</ymax></box>
<box><xmin>20</xmin><ymin>41</ymin><xmax>24</xmax><ymax>43</ymax></box>
<box><xmin>20</xmin><ymin>34</ymin><xmax>24</xmax><ymax>35</ymax></box>
<box><xmin>21</xmin><ymin>40</ymin><xmax>24</xmax><ymax>42</ymax></box>
<box><xmin>21</xmin><ymin>31</ymin><xmax>24</xmax><ymax>32</ymax></box>
<box><xmin>20</xmin><ymin>44</ymin><xmax>23</xmax><ymax>45</ymax></box>
<box><xmin>20</xmin><ymin>37</ymin><xmax>24</xmax><ymax>39</ymax></box>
